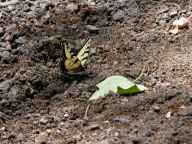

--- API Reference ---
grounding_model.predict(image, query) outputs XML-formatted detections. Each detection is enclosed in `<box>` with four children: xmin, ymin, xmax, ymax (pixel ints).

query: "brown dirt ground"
<box><xmin>1</xmin><ymin>0</ymin><xmax>192</xmax><ymax>144</ymax></box>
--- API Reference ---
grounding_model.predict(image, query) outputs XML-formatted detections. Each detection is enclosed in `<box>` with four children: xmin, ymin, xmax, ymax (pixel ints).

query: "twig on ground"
<box><xmin>133</xmin><ymin>64</ymin><xmax>146</xmax><ymax>83</ymax></box>
<box><xmin>84</xmin><ymin>104</ymin><xmax>91</xmax><ymax>119</ymax></box>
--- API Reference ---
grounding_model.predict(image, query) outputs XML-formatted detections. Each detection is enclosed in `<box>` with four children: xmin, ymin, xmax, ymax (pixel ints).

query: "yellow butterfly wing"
<box><xmin>62</xmin><ymin>41</ymin><xmax>82</xmax><ymax>72</ymax></box>
<box><xmin>77</xmin><ymin>39</ymin><xmax>91</xmax><ymax>66</ymax></box>
<box><xmin>65</xmin><ymin>47</ymin><xmax>72</xmax><ymax>60</ymax></box>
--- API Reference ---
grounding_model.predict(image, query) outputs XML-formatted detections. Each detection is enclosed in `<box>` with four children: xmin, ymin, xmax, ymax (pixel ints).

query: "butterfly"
<box><xmin>60</xmin><ymin>38</ymin><xmax>91</xmax><ymax>76</ymax></box>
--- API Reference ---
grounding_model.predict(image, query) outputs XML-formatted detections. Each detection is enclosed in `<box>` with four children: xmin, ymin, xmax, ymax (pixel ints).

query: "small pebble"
<box><xmin>114</xmin><ymin>131</ymin><xmax>120</xmax><ymax>137</ymax></box>
<box><xmin>0</xmin><ymin>127</ymin><xmax>6</xmax><ymax>131</ymax></box>
<box><xmin>90</xmin><ymin>48</ymin><xmax>96</xmax><ymax>55</ymax></box>
<box><xmin>85</xmin><ymin>123</ymin><xmax>100</xmax><ymax>131</ymax></box>
<box><xmin>165</xmin><ymin>111</ymin><xmax>172</xmax><ymax>119</ymax></box>
<box><xmin>33</xmin><ymin>121</ymin><xmax>39</xmax><ymax>125</ymax></box>
<box><xmin>153</xmin><ymin>105</ymin><xmax>160</xmax><ymax>112</ymax></box>
<box><xmin>112</xmin><ymin>116</ymin><xmax>130</xmax><ymax>124</ymax></box>
<box><xmin>60</xmin><ymin>122</ymin><xmax>65</xmax><ymax>126</ymax></box>
<box><xmin>169</xmin><ymin>9</ymin><xmax>177</xmax><ymax>17</ymax></box>
<box><xmin>64</xmin><ymin>113</ymin><xmax>69</xmax><ymax>118</ymax></box>
<box><xmin>158</xmin><ymin>20</ymin><xmax>167</xmax><ymax>25</ymax></box>
<box><xmin>158</xmin><ymin>6</ymin><xmax>169</xmax><ymax>14</ymax></box>
<box><xmin>46</xmin><ymin>129</ymin><xmax>52</xmax><ymax>134</ymax></box>
<box><xmin>39</xmin><ymin>116</ymin><xmax>49</xmax><ymax>124</ymax></box>
<box><xmin>40</xmin><ymin>116</ymin><xmax>54</xmax><ymax>124</ymax></box>
<box><xmin>86</xmin><ymin>25</ymin><xmax>99</xmax><ymax>33</ymax></box>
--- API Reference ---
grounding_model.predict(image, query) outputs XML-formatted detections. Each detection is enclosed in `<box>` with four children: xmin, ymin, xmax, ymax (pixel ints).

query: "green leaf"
<box><xmin>89</xmin><ymin>75</ymin><xmax>147</xmax><ymax>101</ymax></box>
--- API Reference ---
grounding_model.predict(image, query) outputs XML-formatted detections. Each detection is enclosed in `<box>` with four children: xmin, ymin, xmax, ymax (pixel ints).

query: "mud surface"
<box><xmin>1</xmin><ymin>0</ymin><xmax>192</xmax><ymax>144</ymax></box>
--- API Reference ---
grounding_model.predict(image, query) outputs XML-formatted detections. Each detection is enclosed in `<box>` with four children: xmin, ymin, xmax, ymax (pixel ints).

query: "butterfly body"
<box><xmin>64</xmin><ymin>57</ymin><xmax>81</xmax><ymax>72</ymax></box>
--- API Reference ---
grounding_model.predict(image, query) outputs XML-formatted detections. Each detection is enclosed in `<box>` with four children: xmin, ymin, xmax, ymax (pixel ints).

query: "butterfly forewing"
<box><xmin>77</xmin><ymin>39</ymin><xmax>91</xmax><ymax>66</ymax></box>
